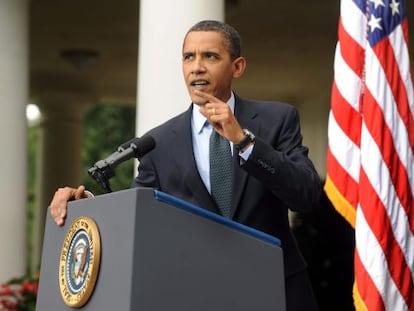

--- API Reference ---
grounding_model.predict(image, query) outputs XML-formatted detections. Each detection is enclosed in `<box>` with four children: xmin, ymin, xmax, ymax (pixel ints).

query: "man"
<box><xmin>50</xmin><ymin>20</ymin><xmax>322</xmax><ymax>311</ymax></box>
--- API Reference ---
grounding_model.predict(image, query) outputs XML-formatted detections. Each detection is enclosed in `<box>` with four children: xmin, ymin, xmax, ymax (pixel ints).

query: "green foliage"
<box><xmin>81</xmin><ymin>103</ymin><xmax>136</xmax><ymax>195</ymax></box>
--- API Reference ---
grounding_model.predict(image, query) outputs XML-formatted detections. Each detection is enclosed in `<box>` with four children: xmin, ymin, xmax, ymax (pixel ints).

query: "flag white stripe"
<box><xmin>364</xmin><ymin>45</ymin><xmax>414</xmax><ymax>196</ymax></box>
<box><xmin>389</xmin><ymin>25</ymin><xmax>414</xmax><ymax>138</ymax></box>
<box><xmin>356</xmin><ymin>204</ymin><xmax>409</xmax><ymax>311</ymax></box>
<box><xmin>334</xmin><ymin>43</ymin><xmax>363</xmax><ymax>111</ymax></box>
<box><xmin>341</xmin><ymin>0</ymin><xmax>367</xmax><ymax>47</ymax></box>
<box><xmin>328</xmin><ymin>110</ymin><xmax>360</xmax><ymax>181</ymax></box>
<box><xmin>360</xmin><ymin>123</ymin><xmax>414</xmax><ymax>281</ymax></box>
<box><xmin>383</xmin><ymin>27</ymin><xmax>414</xmax><ymax>144</ymax></box>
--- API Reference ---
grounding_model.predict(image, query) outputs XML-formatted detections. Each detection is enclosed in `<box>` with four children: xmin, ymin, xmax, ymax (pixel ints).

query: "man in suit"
<box><xmin>50</xmin><ymin>20</ymin><xmax>322</xmax><ymax>311</ymax></box>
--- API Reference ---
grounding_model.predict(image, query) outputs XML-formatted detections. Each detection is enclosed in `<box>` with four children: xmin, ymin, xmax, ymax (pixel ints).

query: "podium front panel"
<box><xmin>37</xmin><ymin>187</ymin><xmax>285</xmax><ymax>311</ymax></box>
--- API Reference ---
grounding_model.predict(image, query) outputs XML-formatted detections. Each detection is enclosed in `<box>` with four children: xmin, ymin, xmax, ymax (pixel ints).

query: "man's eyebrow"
<box><xmin>203</xmin><ymin>51</ymin><xmax>220</xmax><ymax>56</ymax></box>
<box><xmin>182</xmin><ymin>50</ymin><xmax>221</xmax><ymax>58</ymax></box>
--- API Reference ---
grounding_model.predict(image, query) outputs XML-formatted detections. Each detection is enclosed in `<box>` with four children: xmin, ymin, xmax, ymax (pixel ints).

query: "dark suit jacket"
<box><xmin>132</xmin><ymin>94</ymin><xmax>322</xmax><ymax>280</ymax></box>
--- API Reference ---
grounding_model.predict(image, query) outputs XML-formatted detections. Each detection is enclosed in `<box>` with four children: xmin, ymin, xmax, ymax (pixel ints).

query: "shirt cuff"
<box><xmin>238</xmin><ymin>143</ymin><xmax>254</xmax><ymax>162</ymax></box>
<box><xmin>84</xmin><ymin>190</ymin><xmax>95</xmax><ymax>198</ymax></box>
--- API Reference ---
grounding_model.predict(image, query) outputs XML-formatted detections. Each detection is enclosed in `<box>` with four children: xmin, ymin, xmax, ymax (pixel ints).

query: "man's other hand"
<box><xmin>49</xmin><ymin>185</ymin><xmax>90</xmax><ymax>226</ymax></box>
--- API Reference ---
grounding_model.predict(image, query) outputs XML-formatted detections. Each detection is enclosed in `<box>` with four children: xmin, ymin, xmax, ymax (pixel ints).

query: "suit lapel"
<box><xmin>230</xmin><ymin>96</ymin><xmax>259</xmax><ymax>218</ymax></box>
<box><xmin>170</xmin><ymin>105</ymin><xmax>219</xmax><ymax>213</ymax></box>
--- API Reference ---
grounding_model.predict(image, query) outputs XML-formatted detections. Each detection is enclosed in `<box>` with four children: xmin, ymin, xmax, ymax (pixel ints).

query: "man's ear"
<box><xmin>232</xmin><ymin>57</ymin><xmax>246</xmax><ymax>78</ymax></box>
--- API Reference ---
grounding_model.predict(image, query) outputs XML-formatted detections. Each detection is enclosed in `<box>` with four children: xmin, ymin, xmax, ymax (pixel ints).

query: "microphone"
<box><xmin>88</xmin><ymin>135</ymin><xmax>155</xmax><ymax>193</ymax></box>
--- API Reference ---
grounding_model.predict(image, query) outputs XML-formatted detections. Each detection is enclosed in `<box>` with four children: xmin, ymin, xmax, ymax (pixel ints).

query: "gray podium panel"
<box><xmin>36</xmin><ymin>187</ymin><xmax>285</xmax><ymax>311</ymax></box>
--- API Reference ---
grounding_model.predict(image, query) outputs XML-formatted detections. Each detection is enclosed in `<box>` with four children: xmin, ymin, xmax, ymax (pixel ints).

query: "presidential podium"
<box><xmin>36</xmin><ymin>187</ymin><xmax>286</xmax><ymax>310</ymax></box>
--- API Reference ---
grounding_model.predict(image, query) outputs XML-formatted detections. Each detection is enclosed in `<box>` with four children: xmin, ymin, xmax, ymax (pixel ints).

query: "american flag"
<box><xmin>324</xmin><ymin>0</ymin><xmax>414</xmax><ymax>310</ymax></box>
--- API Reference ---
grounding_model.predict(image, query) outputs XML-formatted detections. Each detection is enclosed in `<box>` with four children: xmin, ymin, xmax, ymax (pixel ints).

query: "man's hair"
<box><xmin>185</xmin><ymin>20</ymin><xmax>242</xmax><ymax>60</ymax></box>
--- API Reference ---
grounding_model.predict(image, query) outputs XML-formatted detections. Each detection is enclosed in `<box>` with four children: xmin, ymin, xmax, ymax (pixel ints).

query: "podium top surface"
<box><xmin>154</xmin><ymin>190</ymin><xmax>281</xmax><ymax>247</ymax></box>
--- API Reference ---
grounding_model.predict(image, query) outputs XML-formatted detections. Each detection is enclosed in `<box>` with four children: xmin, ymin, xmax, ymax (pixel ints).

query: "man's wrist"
<box><xmin>234</xmin><ymin>129</ymin><xmax>255</xmax><ymax>152</ymax></box>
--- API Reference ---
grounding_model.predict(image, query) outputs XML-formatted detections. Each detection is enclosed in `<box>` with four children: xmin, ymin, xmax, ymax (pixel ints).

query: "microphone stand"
<box><xmin>87</xmin><ymin>135</ymin><xmax>155</xmax><ymax>194</ymax></box>
<box><xmin>87</xmin><ymin>146</ymin><xmax>132</xmax><ymax>193</ymax></box>
<box><xmin>88</xmin><ymin>163</ymin><xmax>114</xmax><ymax>193</ymax></box>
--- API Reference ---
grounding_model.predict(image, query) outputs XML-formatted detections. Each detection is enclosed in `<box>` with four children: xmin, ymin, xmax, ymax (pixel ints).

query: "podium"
<box><xmin>36</xmin><ymin>188</ymin><xmax>286</xmax><ymax>310</ymax></box>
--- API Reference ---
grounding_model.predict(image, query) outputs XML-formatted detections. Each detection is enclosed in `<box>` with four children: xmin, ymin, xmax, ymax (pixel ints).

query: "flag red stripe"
<box><xmin>354</xmin><ymin>249</ymin><xmax>386</xmax><ymax>311</ymax></box>
<box><xmin>373</xmin><ymin>27</ymin><xmax>414</xmax><ymax>156</ymax></box>
<box><xmin>338</xmin><ymin>18</ymin><xmax>365</xmax><ymax>77</ymax></box>
<box><xmin>331</xmin><ymin>82</ymin><xmax>362</xmax><ymax>147</ymax></box>
<box><xmin>359</xmin><ymin>170</ymin><xmax>414</xmax><ymax>306</ymax></box>
<box><xmin>326</xmin><ymin>148</ymin><xmax>359</xmax><ymax>208</ymax></box>
<box><xmin>363</xmin><ymin>88</ymin><xmax>414</xmax><ymax>232</ymax></box>
<box><xmin>359</xmin><ymin>169</ymin><xmax>414</xmax><ymax>307</ymax></box>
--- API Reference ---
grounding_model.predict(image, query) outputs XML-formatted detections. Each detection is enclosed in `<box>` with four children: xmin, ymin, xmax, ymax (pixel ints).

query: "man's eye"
<box><xmin>206</xmin><ymin>53</ymin><xmax>218</xmax><ymax>59</ymax></box>
<box><xmin>183</xmin><ymin>54</ymin><xmax>193</xmax><ymax>60</ymax></box>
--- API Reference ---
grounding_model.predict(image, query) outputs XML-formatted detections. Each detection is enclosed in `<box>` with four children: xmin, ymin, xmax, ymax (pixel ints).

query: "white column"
<box><xmin>31</xmin><ymin>94</ymin><xmax>87</xmax><ymax>270</ymax></box>
<box><xmin>136</xmin><ymin>0</ymin><xmax>224</xmax><ymax>135</ymax></box>
<box><xmin>0</xmin><ymin>0</ymin><xmax>28</xmax><ymax>283</ymax></box>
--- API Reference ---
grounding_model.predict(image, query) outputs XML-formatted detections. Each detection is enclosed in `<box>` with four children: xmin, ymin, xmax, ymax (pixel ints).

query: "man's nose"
<box><xmin>191</xmin><ymin>57</ymin><xmax>206</xmax><ymax>74</ymax></box>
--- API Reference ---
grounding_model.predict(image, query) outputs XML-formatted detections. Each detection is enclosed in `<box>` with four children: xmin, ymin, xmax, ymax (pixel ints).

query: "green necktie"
<box><xmin>209</xmin><ymin>130</ymin><xmax>233</xmax><ymax>217</ymax></box>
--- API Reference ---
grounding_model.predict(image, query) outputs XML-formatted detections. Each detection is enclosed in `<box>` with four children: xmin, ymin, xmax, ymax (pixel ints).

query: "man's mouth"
<box><xmin>191</xmin><ymin>80</ymin><xmax>209</xmax><ymax>89</ymax></box>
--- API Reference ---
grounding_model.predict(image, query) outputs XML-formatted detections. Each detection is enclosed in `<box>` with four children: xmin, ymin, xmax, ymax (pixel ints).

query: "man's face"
<box><xmin>182</xmin><ymin>31</ymin><xmax>236</xmax><ymax>105</ymax></box>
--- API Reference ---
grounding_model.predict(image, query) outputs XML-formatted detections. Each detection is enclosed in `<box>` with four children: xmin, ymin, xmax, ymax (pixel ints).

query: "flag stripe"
<box><xmin>384</xmin><ymin>22</ymin><xmax>414</xmax><ymax>157</ymax></box>
<box><xmin>341</xmin><ymin>0</ymin><xmax>367</xmax><ymax>47</ymax></box>
<box><xmin>396</xmin><ymin>21</ymin><xmax>414</xmax><ymax>121</ymax></box>
<box><xmin>331</xmin><ymin>81</ymin><xmax>362</xmax><ymax>147</ymax></box>
<box><xmin>363</xmin><ymin>86</ymin><xmax>414</xmax><ymax>232</ymax></box>
<box><xmin>370</xmin><ymin>37</ymin><xmax>414</xmax><ymax>166</ymax></box>
<box><xmin>354</xmin><ymin>251</ymin><xmax>385</xmax><ymax>311</ymax></box>
<box><xmin>364</xmin><ymin>26</ymin><xmax>414</xmax><ymax>231</ymax></box>
<box><xmin>326</xmin><ymin>146</ymin><xmax>359</xmax><ymax>210</ymax></box>
<box><xmin>355</xmin><ymin>193</ymin><xmax>409</xmax><ymax>311</ymax></box>
<box><xmin>359</xmin><ymin>167</ymin><xmax>414</xmax><ymax>308</ymax></box>
<box><xmin>327</xmin><ymin>99</ymin><xmax>361</xmax><ymax>181</ymax></box>
<box><xmin>338</xmin><ymin>19</ymin><xmax>365</xmax><ymax>78</ymax></box>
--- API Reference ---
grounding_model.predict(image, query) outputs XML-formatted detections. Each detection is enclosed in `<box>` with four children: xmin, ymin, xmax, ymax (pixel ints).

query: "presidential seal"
<box><xmin>59</xmin><ymin>216</ymin><xmax>101</xmax><ymax>307</ymax></box>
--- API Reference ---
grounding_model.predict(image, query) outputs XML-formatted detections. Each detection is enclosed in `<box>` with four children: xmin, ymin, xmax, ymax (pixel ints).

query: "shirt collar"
<box><xmin>192</xmin><ymin>92</ymin><xmax>235</xmax><ymax>134</ymax></box>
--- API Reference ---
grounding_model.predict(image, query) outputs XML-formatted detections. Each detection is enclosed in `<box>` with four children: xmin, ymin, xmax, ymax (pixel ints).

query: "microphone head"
<box><xmin>119</xmin><ymin>137</ymin><xmax>138</xmax><ymax>150</ymax></box>
<box><xmin>131</xmin><ymin>135</ymin><xmax>155</xmax><ymax>158</ymax></box>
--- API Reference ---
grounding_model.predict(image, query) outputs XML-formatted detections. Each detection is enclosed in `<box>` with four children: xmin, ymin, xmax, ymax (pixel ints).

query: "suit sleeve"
<box><xmin>131</xmin><ymin>153</ymin><xmax>160</xmax><ymax>189</ymax></box>
<box><xmin>241</xmin><ymin>106</ymin><xmax>322</xmax><ymax>212</ymax></box>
